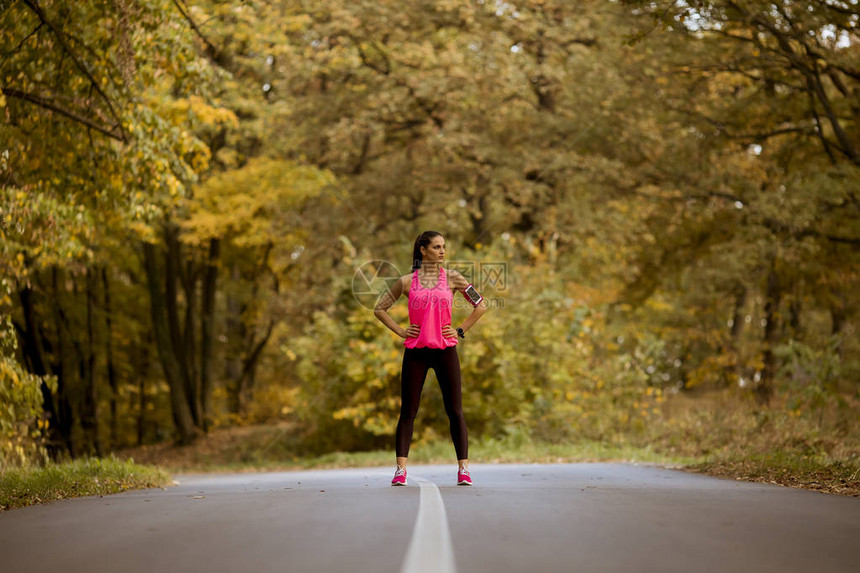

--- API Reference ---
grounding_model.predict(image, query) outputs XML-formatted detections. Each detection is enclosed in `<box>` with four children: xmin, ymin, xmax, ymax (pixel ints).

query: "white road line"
<box><xmin>400</xmin><ymin>477</ymin><xmax>457</xmax><ymax>573</ymax></box>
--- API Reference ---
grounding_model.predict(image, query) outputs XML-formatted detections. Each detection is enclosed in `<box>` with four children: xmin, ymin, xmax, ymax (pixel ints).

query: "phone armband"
<box><xmin>462</xmin><ymin>284</ymin><xmax>483</xmax><ymax>307</ymax></box>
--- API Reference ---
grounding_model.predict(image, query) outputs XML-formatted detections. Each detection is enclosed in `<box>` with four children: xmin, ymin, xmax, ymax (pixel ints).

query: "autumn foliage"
<box><xmin>1</xmin><ymin>0</ymin><xmax>857</xmax><ymax>468</ymax></box>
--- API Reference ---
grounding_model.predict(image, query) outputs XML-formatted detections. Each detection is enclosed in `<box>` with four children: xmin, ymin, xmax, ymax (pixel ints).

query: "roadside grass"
<box><xmin>5</xmin><ymin>391</ymin><xmax>855</xmax><ymax>511</ymax></box>
<box><xmin>639</xmin><ymin>389</ymin><xmax>860</xmax><ymax>496</ymax></box>
<box><xmin>0</xmin><ymin>457</ymin><xmax>172</xmax><ymax>511</ymax></box>
<box><xmin>117</xmin><ymin>424</ymin><xmax>696</xmax><ymax>475</ymax></box>
<box><xmin>296</xmin><ymin>437</ymin><xmax>698</xmax><ymax>471</ymax></box>
<box><xmin>687</xmin><ymin>452</ymin><xmax>860</xmax><ymax>496</ymax></box>
<box><xmin>116</xmin><ymin>389</ymin><xmax>859</xmax><ymax>496</ymax></box>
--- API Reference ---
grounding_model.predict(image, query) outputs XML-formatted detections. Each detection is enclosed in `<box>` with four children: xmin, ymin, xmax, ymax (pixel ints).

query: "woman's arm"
<box><xmin>374</xmin><ymin>276</ymin><xmax>417</xmax><ymax>339</ymax></box>
<box><xmin>458</xmin><ymin>298</ymin><xmax>488</xmax><ymax>334</ymax></box>
<box><xmin>446</xmin><ymin>270</ymin><xmax>488</xmax><ymax>336</ymax></box>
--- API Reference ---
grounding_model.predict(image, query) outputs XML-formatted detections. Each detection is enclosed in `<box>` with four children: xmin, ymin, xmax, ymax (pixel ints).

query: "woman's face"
<box><xmin>421</xmin><ymin>236</ymin><xmax>446</xmax><ymax>264</ymax></box>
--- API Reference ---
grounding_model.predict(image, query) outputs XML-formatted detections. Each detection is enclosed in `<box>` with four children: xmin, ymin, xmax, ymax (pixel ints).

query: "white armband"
<box><xmin>462</xmin><ymin>284</ymin><xmax>483</xmax><ymax>307</ymax></box>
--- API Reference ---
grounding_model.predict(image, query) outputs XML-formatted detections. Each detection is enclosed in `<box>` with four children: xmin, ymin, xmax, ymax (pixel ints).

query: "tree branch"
<box><xmin>807</xmin><ymin>58</ymin><xmax>859</xmax><ymax>164</ymax></box>
<box><xmin>170</xmin><ymin>0</ymin><xmax>229</xmax><ymax>69</ymax></box>
<box><xmin>807</xmin><ymin>84</ymin><xmax>838</xmax><ymax>164</ymax></box>
<box><xmin>665</xmin><ymin>102</ymin><xmax>813</xmax><ymax>143</ymax></box>
<box><xmin>0</xmin><ymin>22</ymin><xmax>43</xmax><ymax>68</ymax></box>
<box><xmin>1</xmin><ymin>87</ymin><xmax>126</xmax><ymax>141</ymax></box>
<box><xmin>20</xmin><ymin>0</ymin><xmax>126</xmax><ymax>140</ymax></box>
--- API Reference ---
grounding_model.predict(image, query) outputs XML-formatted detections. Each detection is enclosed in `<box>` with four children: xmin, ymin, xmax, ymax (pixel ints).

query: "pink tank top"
<box><xmin>404</xmin><ymin>267</ymin><xmax>458</xmax><ymax>349</ymax></box>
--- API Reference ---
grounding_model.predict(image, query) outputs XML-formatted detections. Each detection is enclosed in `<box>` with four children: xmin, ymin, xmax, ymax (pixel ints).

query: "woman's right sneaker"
<box><xmin>457</xmin><ymin>468</ymin><xmax>473</xmax><ymax>486</ymax></box>
<box><xmin>391</xmin><ymin>466</ymin><xmax>408</xmax><ymax>486</ymax></box>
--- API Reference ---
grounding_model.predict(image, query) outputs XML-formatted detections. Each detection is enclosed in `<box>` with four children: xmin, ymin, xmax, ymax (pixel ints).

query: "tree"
<box><xmin>1</xmin><ymin>0</ymin><xmax>218</xmax><ymax>449</ymax></box>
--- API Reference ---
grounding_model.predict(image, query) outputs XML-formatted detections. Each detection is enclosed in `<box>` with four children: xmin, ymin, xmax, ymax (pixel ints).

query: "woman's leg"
<box><xmin>434</xmin><ymin>346</ymin><xmax>468</xmax><ymax>462</ymax></box>
<box><xmin>395</xmin><ymin>348</ymin><xmax>430</xmax><ymax>464</ymax></box>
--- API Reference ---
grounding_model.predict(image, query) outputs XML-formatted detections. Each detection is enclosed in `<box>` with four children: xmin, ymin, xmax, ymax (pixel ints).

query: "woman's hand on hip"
<box><xmin>441</xmin><ymin>325</ymin><xmax>457</xmax><ymax>338</ymax></box>
<box><xmin>403</xmin><ymin>324</ymin><xmax>420</xmax><ymax>339</ymax></box>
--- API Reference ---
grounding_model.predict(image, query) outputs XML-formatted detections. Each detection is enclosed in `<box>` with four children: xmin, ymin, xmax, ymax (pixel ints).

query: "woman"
<box><xmin>374</xmin><ymin>230</ymin><xmax>488</xmax><ymax>486</ymax></box>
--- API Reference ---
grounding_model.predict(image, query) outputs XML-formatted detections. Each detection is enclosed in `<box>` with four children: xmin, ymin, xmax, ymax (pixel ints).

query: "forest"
<box><xmin>1</xmin><ymin>1</ymin><xmax>858</xmax><ymax>479</ymax></box>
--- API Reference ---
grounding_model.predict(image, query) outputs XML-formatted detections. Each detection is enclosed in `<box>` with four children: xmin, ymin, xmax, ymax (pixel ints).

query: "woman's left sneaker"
<box><xmin>457</xmin><ymin>468</ymin><xmax>473</xmax><ymax>486</ymax></box>
<box><xmin>391</xmin><ymin>466</ymin><xmax>408</xmax><ymax>486</ymax></box>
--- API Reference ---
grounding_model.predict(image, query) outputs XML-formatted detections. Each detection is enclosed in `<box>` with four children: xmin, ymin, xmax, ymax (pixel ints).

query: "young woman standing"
<box><xmin>374</xmin><ymin>231</ymin><xmax>488</xmax><ymax>486</ymax></box>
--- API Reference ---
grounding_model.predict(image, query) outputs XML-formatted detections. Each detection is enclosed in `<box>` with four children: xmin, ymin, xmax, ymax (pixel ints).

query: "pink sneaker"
<box><xmin>391</xmin><ymin>466</ymin><xmax>407</xmax><ymax>486</ymax></box>
<box><xmin>457</xmin><ymin>468</ymin><xmax>473</xmax><ymax>486</ymax></box>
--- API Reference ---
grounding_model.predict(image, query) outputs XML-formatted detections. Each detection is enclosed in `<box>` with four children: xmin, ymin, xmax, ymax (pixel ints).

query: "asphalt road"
<box><xmin>1</xmin><ymin>463</ymin><xmax>858</xmax><ymax>573</ymax></box>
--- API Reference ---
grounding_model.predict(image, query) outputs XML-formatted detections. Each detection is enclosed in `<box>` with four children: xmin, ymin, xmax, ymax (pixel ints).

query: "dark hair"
<box><xmin>411</xmin><ymin>230</ymin><xmax>443</xmax><ymax>271</ymax></box>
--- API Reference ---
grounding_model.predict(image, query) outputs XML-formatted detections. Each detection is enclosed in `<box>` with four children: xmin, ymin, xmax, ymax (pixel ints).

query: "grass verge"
<box><xmin>117</xmin><ymin>414</ymin><xmax>859</xmax><ymax>496</ymax></box>
<box><xmin>112</xmin><ymin>389</ymin><xmax>860</xmax><ymax>495</ymax></box>
<box><xmin>686</xmin><ymin>453</ymin><xmax>860</xmax><ymax>496</ymax></box>
<box><xmin>0</xmin><ymin>457</ymin><xmax>172</xmax><ymax>511</ymax></box>
<box><xmin>300</xmin><ymin>436</ymin><xmax>697</xmax><ymax>471</ymax></box>
<box><xmin>644</xmin><ymin>390</ymin><xmax>860</xmax><ymax>496</ymax></box>
<box><xmin>118</xmin><ymin>425</ymin><xmax>696</xmax><ymax>474</ymax></box>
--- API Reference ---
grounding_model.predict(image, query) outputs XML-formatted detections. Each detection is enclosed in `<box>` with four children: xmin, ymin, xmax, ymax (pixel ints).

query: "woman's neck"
<box><xmin>419</xmin><ymin>262</ymin><xmax>440</xmax><ymax>274</ymax></box>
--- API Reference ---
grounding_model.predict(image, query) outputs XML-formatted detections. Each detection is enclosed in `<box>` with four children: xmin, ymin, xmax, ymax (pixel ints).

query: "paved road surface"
<box><xmin>1</xmin><ymin>463</ymin><xmax>858</xmax><ymax>573</ymax></box>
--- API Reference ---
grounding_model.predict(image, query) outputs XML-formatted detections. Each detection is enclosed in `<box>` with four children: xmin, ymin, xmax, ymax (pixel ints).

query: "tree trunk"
<box><xmin>757</xmin><ymin>260</ymin><xmax>781</xmax><ymax>405</ymax></box>
<box><xmin>233</xmin><ymin>243</ymin><xmax>275</xmax><ymax>414</ymax></box>
<box><xmin>164</xmin><ymin>224</ymin><xmax>195</xmax><ymax>416</ymax></box>
<box><xmin>727</xmin><ymin>283</ymin><xmax>747</xmax><ymax>386</ymax></box>
<box><xmin>102</xmin><ymin>268</ymin><xmax>119</xmax><ymax>448</ymax></box>
<box><xmin>468</xmin><ymin>184</ymin><xmax>490</xmax><ymax>245</ymax></box>
<box><xmin>532</xmin><ymin>29</ymin><xmax>557</xmax><ymax>112</ymax></box>
<box><xmin>19</xmin><ymin>282</ymin><xmax>64</xmax><ymax>456</ymax></box>
<box><xmin>49</xmin><ymin>267</ymin><xmax>74</xmax><ymax>456</ymax></box>
<box><xmin>182</xmin><ymin>257</ymin><xmax>202</xmax><ymax>428</ymax></box>
<box><xmin>164</xmin><ymin>223</ymin><xmax>208</xmax><ymax>430</ymax></box>
<box><xmin>81</xmin><ymin>267</ymin><xmax>102</xmax><ymax>456</ymax></box>
<box><xmin>137</xmin><ymin>372</ymin><xmax>146</xmax><ymax>446</ymax></box>
<box><xmin>788</xmin><ymin>296</ymin><xmax>802</xmax><ymax>339</ymax></box>
<box><xmin>237</xmin><ymin>320</ymin><xmax>275</xmax><ymax>415</ymax></box>
<box><xmin>136</xmin><ymin>331</ymin><xmax>153</xmax><ymax>446</ymax></box>
<box><xmin>143</xmin><ymin>241</ymin><xmax>198</xmax><ymax>445</ymax></box>
<box><xmin>830</xmin><ymin>287</ymin><xmax>846</xmax><ymax>360</ymax></box>
<box><xmin>200</xmin><ymin>238</ymin><xmax>220</xmax><ymax>430</ymax></box>
<box><xmin>224</xmin><ymin>264</ymin><xmax>242</xmax><ymax>414</ymax></box>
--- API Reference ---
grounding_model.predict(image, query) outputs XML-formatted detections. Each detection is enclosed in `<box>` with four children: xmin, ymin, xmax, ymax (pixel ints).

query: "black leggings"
<box><xmin>395</xmin><ymin>346</ymin><xmax>468</xmax><ymax>460</ymax></box>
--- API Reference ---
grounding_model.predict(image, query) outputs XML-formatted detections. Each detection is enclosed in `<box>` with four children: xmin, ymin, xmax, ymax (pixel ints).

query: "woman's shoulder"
<box><xmin>445</xmin><ymin>268</ymin><xmax>469</xmax><ymax>290</ymax></box>
<box><xmin>400</xmin><ymin>273</ymin><xmax>414</xmax><ymax>294</ymax></box>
